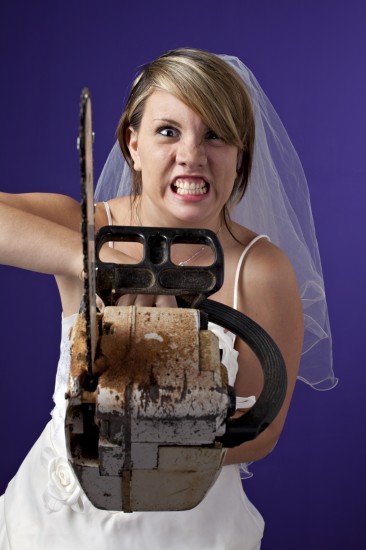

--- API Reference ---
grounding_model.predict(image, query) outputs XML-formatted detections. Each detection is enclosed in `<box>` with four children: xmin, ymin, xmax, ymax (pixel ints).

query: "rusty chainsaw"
<box><xmin>65</xmin><ymin>89</ymin><xmax>287</xmax><ymax>512</ymax></box>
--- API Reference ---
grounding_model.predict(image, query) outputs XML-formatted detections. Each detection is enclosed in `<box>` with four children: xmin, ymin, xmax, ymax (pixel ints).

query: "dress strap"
<box><xmin>102</xmin><ymin>201</ymin><xmax>114</xmax><ymax>248</ymax></box>
<box><xmin>103</xmin><ymin>201</ymin><xmax>113</xmax><ymax>225</ymax></box>
<box><xmin>233</xmin><ymin>235</ymin><xmax>270</xmax><ymax>310</ymax></box>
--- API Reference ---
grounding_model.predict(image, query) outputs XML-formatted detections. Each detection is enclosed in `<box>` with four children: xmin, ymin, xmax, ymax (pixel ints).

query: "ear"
<box><xmin>126</xmin><ymin>126</ymin><xmax>142</xmax><ymax>171</ymax></box>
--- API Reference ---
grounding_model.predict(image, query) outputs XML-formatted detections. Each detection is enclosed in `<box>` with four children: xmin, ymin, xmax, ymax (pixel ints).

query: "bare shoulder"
<box><xmin>231</xmin><ymin>223</ymin><xmax>303</xmax><ymax>348</ymax></box>
<box><xmin>95</xmin><ymin>196</ymin><xmax>133</xmax><ymax>229</ymax></box>
<box><xmin>228</xmin><ymin>222</ymin><xmax>297</xmax><ymax>290</ymax></box>
<box><xmin>243</xmin><ymin>237</ymin><xmax>298</xmax><ymax>291</ymax></box>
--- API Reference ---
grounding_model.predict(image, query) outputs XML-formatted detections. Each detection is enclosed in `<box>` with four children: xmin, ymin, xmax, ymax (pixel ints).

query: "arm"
<box><xmin>0</xmin><ymin>193</ymin><xmax>152</xmax><ymax>314</ymax></box>
<box><xmin>224</xmin><ymin>241</ymin><xmax>303</xmax><ymax>465</ymax></box>
<box><xmin>0</xmin><ymin>192</ymin><xmax>83</xmax><ymax>276</ymax></box>
<box><xmin>0</xmin><ymin>192</ymin><xmax>88</xmax><ymax>315</ymax></box>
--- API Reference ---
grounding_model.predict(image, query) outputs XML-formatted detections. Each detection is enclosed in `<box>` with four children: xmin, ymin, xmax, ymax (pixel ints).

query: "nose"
<box><xmin>176</xmin><ymin>136</ymin><xmax>207</xmax><ymax>168</ymax></box>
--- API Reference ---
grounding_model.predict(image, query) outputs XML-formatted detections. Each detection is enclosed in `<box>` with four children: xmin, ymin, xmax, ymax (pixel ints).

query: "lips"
<box><xmin>171</xmin><ymin>177</ymin><xmax>209</xmax><ymax>196</ymax></box>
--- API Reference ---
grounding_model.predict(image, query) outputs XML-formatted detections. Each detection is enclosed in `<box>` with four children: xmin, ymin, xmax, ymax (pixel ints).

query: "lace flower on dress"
<box><xmin>41</xmin><ymin>446</ymin><xmax>91</xmax><ymax>514</ymax></box>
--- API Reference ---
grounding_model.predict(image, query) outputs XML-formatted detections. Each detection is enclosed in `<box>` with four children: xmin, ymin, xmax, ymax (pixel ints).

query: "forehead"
<box><xmin>142</xmin><ymin>89</ymin><xmax>204</xmax><ymax>124</ymax></box>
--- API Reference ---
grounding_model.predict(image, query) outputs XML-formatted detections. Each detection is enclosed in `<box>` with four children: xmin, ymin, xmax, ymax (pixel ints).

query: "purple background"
<box><xmin>1</xmin><ymin>1</ymin><xmax>365</xmax><ymax>547</ymax></box>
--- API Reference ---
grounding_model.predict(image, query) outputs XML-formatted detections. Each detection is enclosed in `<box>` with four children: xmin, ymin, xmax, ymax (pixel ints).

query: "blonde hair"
<box><xmin>117</xmin><ymin>48</ymin><xmax>255</xmax><ymax>211</ymax></box>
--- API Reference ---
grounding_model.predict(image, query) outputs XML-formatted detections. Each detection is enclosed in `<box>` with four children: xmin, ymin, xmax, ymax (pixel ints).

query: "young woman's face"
<box><xmin>127</xmin><ymin>89</ymin><xmax>238</xmax><ymax>228</ymax></box>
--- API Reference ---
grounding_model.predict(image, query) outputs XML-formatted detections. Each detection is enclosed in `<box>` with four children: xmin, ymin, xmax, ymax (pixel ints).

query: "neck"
<box><xmin>134</xmin><ymin>200</ymin><xmax>225</xmax><ymax>266</ymax></box>
<box><xmin>135</xmin><ymin>198</ymin><xmax>223</xmax><ymax>234</ymax></box>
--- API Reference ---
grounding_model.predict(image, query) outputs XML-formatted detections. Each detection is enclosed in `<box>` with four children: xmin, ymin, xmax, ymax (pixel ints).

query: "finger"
<box><xmin>134</xmin><ymin>294</ymin><xmax>156</xmax><ymax>307</ymax></box>
<box><xmin>96</xmin><ymin>294</ymin><xmax>105</xmax><ymax>313</ymax></box>
<box><xmin>117</xmin><ymin>294</ymin><xmax>156</xmax><ymax>307</ymax></box>
<box><xmin>154</xmin><ymin>294</ymin><xmax>177</xmax><ymax>308</ymax></box>
<box><xmin>116</xmin><ymin>294</ymin><xmax>136</xmax><ymax>306</ymax></box>
<box><xmin>116</xmin><ymin>294</ymin><xmax>177</xmax><ymax>308</ymax></box>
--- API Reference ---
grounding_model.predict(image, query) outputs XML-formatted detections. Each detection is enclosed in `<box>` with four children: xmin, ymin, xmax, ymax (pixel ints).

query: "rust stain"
<box><xmin>97</xmin><ymin>306</ymin><xmax>199</xmax><ymax>393</ymax></box>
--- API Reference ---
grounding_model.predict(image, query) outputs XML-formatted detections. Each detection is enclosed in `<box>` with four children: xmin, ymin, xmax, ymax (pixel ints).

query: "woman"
<box><xmin>0</xmin><ymin>48</ymin><xmax>335</xmax><ymax>549</ymax></box>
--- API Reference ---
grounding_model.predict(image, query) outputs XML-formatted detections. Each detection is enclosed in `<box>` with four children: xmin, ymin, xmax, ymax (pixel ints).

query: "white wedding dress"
<box><xmin>0</xmin><ymin>237</ymin><xmax>267</xmax><ymax>550</ymax></box>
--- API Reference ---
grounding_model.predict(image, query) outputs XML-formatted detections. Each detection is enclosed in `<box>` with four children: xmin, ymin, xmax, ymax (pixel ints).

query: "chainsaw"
<box><xmin>65</xmin><ymin>89</ymin><xmax>287</xmax><ymax>513</ymax></box>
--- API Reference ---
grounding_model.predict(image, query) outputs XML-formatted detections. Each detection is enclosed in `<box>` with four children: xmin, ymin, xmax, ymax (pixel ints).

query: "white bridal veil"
<box><xmin>94</xmin><ymin>53</ymin><xmax>337</xmax><ymax>391</ymax></box>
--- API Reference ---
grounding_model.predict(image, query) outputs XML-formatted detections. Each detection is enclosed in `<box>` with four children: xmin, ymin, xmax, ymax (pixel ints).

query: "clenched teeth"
<box><xmin>176</xmin><ymin>187</ymin><xmax>207</xmax><ymax>195</ymax></box>
<box><xmin>173</xmin><ymin>178</ymin><xmax>208</xmax><ymax>195</ymax></box>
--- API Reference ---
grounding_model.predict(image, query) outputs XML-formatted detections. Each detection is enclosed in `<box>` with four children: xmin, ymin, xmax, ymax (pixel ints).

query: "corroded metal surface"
<box><xmin>78</xmin><ymin>89</ymin><xmax>97</xmax><ymax>374</ymax></box>
<box><xmin>65</xmin><ymin>306</ymin><xmax>230</xmax><ymax>512</ymax></box>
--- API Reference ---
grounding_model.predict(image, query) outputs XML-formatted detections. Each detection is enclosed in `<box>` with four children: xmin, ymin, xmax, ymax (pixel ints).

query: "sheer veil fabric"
<box><xmin>94</xmin><ymin>53</ymin><xmax>337</xmax><ymax>391</ymax></box>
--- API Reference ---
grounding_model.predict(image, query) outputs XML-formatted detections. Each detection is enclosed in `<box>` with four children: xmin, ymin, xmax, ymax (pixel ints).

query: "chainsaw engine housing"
<box><xmin>65</xmin><ymin>306</ymin><xmax>231</xmax><ymax>512</ymax></box>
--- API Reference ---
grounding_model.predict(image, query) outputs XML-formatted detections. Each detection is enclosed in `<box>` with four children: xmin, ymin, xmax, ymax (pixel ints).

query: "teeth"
<box><xmin>176</xmin><ymin>187</ymin><xmax>207</xmax><ymax>195</ymax></box>
<box><xmin>173</xmin><ymin>178</ymin><xmax>208</xmax><ymax>195</ymax></box>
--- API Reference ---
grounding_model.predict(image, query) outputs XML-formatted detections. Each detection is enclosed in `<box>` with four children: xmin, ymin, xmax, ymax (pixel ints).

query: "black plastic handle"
<box><xmin>95</xmin><ymin>226</ymin><xmax>224</xmax><ymax>308</ymax></box>
<box><xmin>199</xmin><ymin>299</ymin><xmax>287</xmax><ymax>447</ymax></box>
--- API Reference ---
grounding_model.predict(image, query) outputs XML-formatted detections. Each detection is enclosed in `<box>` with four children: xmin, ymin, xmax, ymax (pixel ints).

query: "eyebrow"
<box><xmin>153</xmin><ymin>118</ymin><xmax>182</xmax><ymax>128</ymax></box>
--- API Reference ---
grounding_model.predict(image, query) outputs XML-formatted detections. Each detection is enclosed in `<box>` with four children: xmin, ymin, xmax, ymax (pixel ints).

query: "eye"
<box><xmin>157</xmin><ymin>126</ymin><xmax>179</xmax><ymax>138</ymax></box>
<box><xmin>205</xmin><ymin>130</ymin><xmax>222</xmax><ymax>141</ymax></box>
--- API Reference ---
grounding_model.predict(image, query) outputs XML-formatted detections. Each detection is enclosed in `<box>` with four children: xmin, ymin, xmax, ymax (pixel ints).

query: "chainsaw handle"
<box><xmin>199</xmin><ymin>299</ymin><xmax>288</xmax><ymax>447</ymax></box>
<box><xmin>95</xmin><ymin>226</ymin><xmax>224</xmax><ymax>308</ymax></box>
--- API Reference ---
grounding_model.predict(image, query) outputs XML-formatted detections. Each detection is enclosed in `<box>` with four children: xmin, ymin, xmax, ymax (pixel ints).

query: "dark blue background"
<box><xmin>1</xmin><ymin>1</ymin><xmax>365</xmax><ymax>547</ymax></box>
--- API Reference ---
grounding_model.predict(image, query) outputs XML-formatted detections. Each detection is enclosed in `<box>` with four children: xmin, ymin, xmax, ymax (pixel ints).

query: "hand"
<box><xmin>116</xmin><ymin>294</ymin><xmax>177</xmax><ymax>308</ymax></box>
<box><xmin>98</xmin><ymin>245</ymin><xmax>178</xmax><ymax>309</ymax></box>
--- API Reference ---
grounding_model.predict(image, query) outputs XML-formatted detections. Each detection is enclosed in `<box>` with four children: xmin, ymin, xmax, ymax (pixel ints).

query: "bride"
<box><xmin>0</xmin><ymin>48</ymin><xmax>334</xmax><ymax>549</ymax></box>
